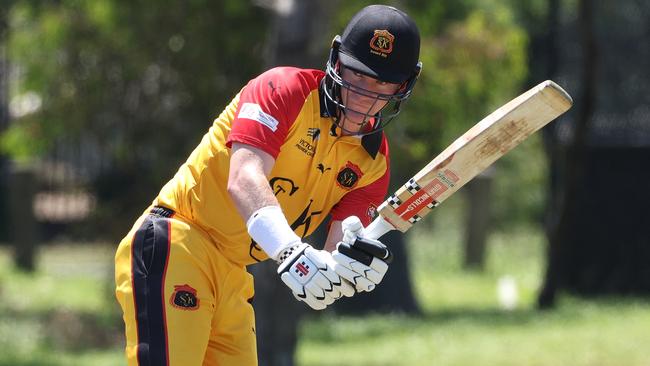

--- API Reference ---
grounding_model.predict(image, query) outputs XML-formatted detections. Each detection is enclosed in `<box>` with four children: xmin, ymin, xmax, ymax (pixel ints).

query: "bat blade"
<box><xmin>364</xmin><ymin>80</ymin><xmax>573</xmax><ymax>240</ymax></box>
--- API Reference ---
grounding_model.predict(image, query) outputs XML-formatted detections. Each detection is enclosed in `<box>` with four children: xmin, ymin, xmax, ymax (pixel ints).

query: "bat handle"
<box><xmin>362</xmin><ymin>215</ymin><xmax>396</xmax><ymax>240</ymax></box>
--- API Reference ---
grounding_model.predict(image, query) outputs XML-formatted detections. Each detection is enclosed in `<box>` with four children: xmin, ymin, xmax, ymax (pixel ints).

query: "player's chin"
<box><xmin>341</xmin><ymin>119</ymin><xmax>365</xmax><ymax>135</ymax></box>
<box><xmin>341</xmin><ymin>112</ymin><xmax>368</xmax><ymax>129</ymax></box>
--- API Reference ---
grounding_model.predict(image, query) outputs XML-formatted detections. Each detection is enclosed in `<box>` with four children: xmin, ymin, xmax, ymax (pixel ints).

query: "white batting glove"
<box><xmin>332</xmin><ymin>216</ymin><xmax>393</xmax><ymax>293</ymax></box>
<box><xmin>277</xmin><ymin>243</ymin><xmax>356</xmax><ymax>310</ymax></box>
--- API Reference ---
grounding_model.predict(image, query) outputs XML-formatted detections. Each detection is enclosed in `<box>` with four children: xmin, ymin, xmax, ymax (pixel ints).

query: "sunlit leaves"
<box><xmin>392</xmin><ymin>2</ymin><xmax>528</xmax><ymax>186</ymax></box>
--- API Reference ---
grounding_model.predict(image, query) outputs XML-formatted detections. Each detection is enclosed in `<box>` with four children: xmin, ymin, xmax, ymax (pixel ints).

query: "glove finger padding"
<box><xmin>307</xmin><ymin>246</ymin><xmax>355</xmax><ymax>297</ymax></box>
<box><xmin>336</xmin><ymin>246</ymin><xmax>389</xmax><ymax>282</ymax></box>
<box><xmin>308</xmin><ymin>272</ymin><xmax>340</xmax><ymax>304</ymax></box>
<box><xmin>304</xmin><ymin>249</ymin><xmax>344</xmax><ymax>300</ymax></box>
<box><xmin>368</xmin><ymin>257</ymin><xmax>389</xmax><ymax>278</ymax></box>
<box><xmin>350</xmin><ymin>237</ymin><xmax>393</xmax><ymax>263</ymax></box>
<box><xmin>333</xmin><ymin>236</ymin><xmax>391</xmax><ymax>293</ymax></box>
<box><xmin>304</xmin><ymin>247</ymin><xmax>327</xmax><ymax>267</ymax></box>
<box><xmin>304</xmin><ymin>276</ymin><xmax>326</xmax><ymax>300</ymax></box>
<box><xmin>341</xmin><ymin>216</ymin><xmax>364</xmax><ymax>244</ymax></box>
<box><xmin>332</xmin><ymin>252</ymin><xmax>388</xmax><ymax>291</ymax></box>
<box><xmin>337</xmin><ymin>278</ymin><xmax>356</xmax><ymax>297</ymax></box>
<box><xmin>341</xmin><ymin>216</ymin><xmax>393</xmax><ymax>262</ymax></box>
<box><xmin>282</xmin><ymin>273</ymin><xmax>329</xmax><ymax>309</ymax></box>
<box><xmin>332</xmin><ymin>259</ymin><xmax>377</xmax><ymax>292</ymax></box>
<box><xmin>348</xmin><ymin>260</ymin><xmax>385</xmax><ymax>285</ymax></box>
<box><xmin>293</xmin><ymin>292</ymin><xmax>327</xmax><ymax>310</ymax></box>
<box><xmin>318</xmin><ymin>274</ymin><xmax>344</xmax><ymax>300</ymax></box>
<box><xmin>280</xmin><ymin>271</ymin><xmax>307</xmax><ymax>295</ymax></box>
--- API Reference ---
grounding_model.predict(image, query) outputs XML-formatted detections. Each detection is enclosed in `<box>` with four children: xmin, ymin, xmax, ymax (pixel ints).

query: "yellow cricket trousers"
<box><xmin>115</xmin><ymin>206</ymin><xmax>258</xmax><ymax>365</ymax></box>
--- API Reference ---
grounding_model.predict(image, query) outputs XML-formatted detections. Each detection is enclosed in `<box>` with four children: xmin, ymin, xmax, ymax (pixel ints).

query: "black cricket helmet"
<box><xmin>323</xmin><ymin>4</ymin><xmax>422</xmax><ymax>135</ymax></box>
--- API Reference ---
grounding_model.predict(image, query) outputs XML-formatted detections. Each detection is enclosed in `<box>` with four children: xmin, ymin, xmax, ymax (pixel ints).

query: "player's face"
<box><xmin>339</xmin><ymin>66</ymin><xmax>402</xmax><ymax>135</ymax></box>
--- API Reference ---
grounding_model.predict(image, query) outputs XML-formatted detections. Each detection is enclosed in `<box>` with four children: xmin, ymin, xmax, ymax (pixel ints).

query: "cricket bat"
<box><xmin>364</xmin><ymin>80</ymin><xmax>573</xmax><ymax>240</ymax></box>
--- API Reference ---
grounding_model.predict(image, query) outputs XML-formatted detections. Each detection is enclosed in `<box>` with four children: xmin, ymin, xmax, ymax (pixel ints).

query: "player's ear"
<box><xmin>338</xmin><ymin>63</ymin><xmax>347</xmax><ymax>76</ymax></box>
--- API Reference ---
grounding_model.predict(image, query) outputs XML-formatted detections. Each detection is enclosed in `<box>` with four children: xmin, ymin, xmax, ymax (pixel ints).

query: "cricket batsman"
<box><xmin>115</xmin><ymin>4</ymin><xmax>422</xmax><ymax>365</ymax></box>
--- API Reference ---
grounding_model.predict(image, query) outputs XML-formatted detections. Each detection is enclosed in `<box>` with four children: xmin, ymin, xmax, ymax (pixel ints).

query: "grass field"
<box><xmin>297</xmin><ymin>219</ymin><xmax>650</xmax><ymax>365</ymax></box>
<box><xmin>1</xmin><ymin>201</ymin><xmax>649</xmax><ymax>365</ymax></box>
<box><xmin>0</xmin><ymin>244</ymin><xmax>123</xmax><ymax>366</ymax></box>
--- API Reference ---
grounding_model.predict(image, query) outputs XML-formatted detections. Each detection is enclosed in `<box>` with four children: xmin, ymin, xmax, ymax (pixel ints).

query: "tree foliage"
<box><xmin>397</xmin><ymin>2</ymin><xmax>527</xmax><ymax>174</ymax></box>
<box><xmin>3</xmin><ymin>0</ymin><xmax>530</xmax><ymax>237</ymax></box>
<box><xmin>4</xmin><ymin>0</ymin><xmax>269</xmax><ymax>236</ymax></box>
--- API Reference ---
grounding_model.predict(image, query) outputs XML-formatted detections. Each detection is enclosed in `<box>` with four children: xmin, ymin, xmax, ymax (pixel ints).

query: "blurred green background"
<box><xmin>1</xmin><ymin>0</ymin><xmax>649</xmax><ymax>365</ymax></box>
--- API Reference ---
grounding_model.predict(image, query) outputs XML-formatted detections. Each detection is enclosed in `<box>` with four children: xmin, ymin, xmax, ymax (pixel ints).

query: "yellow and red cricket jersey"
<box><xmin>155</xmin><ymin>67</ymin><xmax>390</xmax><ymax>265</ymax></box>
<box><xmin>117</xmin><ymin>67</ymin><xmax>392</xmax><ymax>365</ymax></box>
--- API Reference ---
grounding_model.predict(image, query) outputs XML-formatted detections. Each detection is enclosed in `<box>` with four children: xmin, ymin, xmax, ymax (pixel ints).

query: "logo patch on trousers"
<box><xmin>170</xmin><ymin>284</ymin><xmax>200</xmax><ymax>310</ymax></box>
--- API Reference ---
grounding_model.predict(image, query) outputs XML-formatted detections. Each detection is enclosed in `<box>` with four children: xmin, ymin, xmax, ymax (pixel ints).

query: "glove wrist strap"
<box><xmin>246</xmin><ymin>205</ymin><xmax>301</xmax><ymax>261</ymax></box>
<box><xmin>276</xmin><ymin>243</ymin><xmax>305</xmax><ymax>265</ymax></box>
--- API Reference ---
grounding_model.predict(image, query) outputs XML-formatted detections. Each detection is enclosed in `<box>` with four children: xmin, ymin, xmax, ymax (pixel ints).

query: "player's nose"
<box><xmin>347</xmin><ymin>89</ymin><xmax>376</xmax><ymax>108</ymax></box>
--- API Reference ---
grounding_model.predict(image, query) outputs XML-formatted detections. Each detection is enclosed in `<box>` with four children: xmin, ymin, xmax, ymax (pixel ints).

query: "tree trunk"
<box><xmin>540</xmin><ymin>0</ymin><xmax>562</xmax><ymax>278</ymax></box>
<box><xmin>249</xmin><ymin>260</ymin><xmax>305</xmax><ymax>366</ymax></box>
<box><xmin>10</xmin><ymin>165</ymin><xmax>38</xmax><ymax>271</ymax></box>
<box><xmin>463</xmin><ymin>168</ymin><xmax>494</xmax><ymax>270</ymax></box>
<box><xmin>538</xmin><ymin>0</ymin><xmax>597</xmax><ymax>309</ymax></box>
<box><xmin>251</xmin><ymin>1</ymin><xmax>337</xmax><ymax>365</ymax></box>
<box><xmin>0</xmin><ymin>2</ymin><xmax>10</xmax><ymax>242</ymax></box>
<box><xmin>0</xmin><ymin>4</ymin><xmax>8</xmax><ymax>132</ymax></box>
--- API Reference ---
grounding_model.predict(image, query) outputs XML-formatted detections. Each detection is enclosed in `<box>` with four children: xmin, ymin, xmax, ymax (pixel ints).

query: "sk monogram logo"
<box><xmin>369</xmin><ymin>29</ymin><xmax>395</xmax><ymax>58</ymax></box>
<box><xmin>170</xmin><ymin>284</ymin><xmax>200</xmax><ymax>310</ymax></box>
<box><xmin>336</xmin><ymin>161</ymin><xmax>364</xmax><ymax>190</ymax></box>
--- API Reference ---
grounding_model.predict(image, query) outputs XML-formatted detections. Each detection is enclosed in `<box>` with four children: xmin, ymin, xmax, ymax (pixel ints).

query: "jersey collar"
<box><xmin>361</xmin><ymin>130</ymin><xmax>383</xmax><ymax>159</ymax></box>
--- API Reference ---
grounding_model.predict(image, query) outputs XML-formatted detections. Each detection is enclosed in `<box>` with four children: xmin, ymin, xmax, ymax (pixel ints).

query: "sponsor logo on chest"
<box><xmin>295</xmin><ymin>128</ymin><xmax>320</xmax><ymax>157</ymax></box>
<box><xmin>295</xmin><ymin>138</ymin><xmax>316</xmax><ymax>157</ymax></box>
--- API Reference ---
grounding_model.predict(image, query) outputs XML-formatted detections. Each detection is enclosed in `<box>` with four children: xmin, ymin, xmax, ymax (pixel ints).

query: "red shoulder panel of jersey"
<box><xmin>227</xmin><ymin>67</ymin><xmax>325</xmax><ymax>158</ymax></box>
<box><xmin>330</xmin><ymin>135</ymin><xmax>390</xmax><ymax>227</ymax></box>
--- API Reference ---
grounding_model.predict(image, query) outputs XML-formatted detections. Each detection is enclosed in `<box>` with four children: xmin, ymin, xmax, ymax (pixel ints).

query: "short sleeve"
<box><xmin>226</xmin><ymin>67</ymin><xmax>321</xmax><ymax>158</ymax></box>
